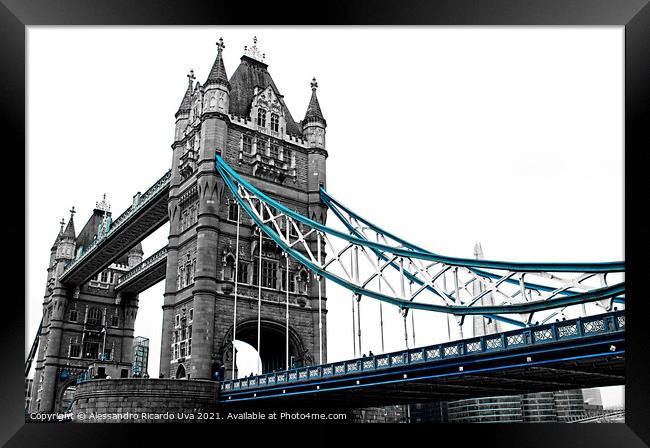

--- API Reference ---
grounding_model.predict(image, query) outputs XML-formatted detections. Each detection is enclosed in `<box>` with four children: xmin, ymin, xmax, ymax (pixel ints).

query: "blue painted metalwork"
<box><xmin>215</xmin><ymin>155</ymin><xmax>624</xmax><ymax>319</ymax></box>
<box><xmin>217</xmin><ymin>155</ymin><xmax>622</xmax><ymax>273</ymax></box>
<box><xmin>321</xmin><ymin>188</ymin><xmax>624</xmax><ymax>304</ymax></box>
<box><xmin>219</xmin><ymin>309</ymin><xmax>624</xmax><ymax>395</ymax></box>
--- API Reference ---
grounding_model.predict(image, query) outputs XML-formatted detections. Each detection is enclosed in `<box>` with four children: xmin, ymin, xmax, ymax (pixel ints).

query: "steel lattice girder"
<box><xmin>215</xmin><ymin>154</ymin><xmax>624</xmax><ymax>327</ymax></box>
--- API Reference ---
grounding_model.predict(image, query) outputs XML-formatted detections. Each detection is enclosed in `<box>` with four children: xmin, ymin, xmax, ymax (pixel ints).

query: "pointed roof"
<box><xmin>176</xmin><ymin>70</ymin><xmax>195</xmax><ymax>117</ymax></box>
<box><xmin>228</xmin><ymin>55</ymin><xmax>302</xmax><ymax>136</ymax></box>
<box><xmin>205</xmin><ymin>37</ymin><xmax>230</xmax><ymax>88</ymax></box>
<box><xmin>473</xmin><ymin>242</ymin><xmax>484</xmax><ymax>260</ymax></box>
<box><xmin>129</xmin><ymin>242</ymin><xmax>144</xmax><ymax>255</ymax></box>
<box><xmin>303</xmin><ymin>78</ymin><xmax>326</xmax><ymax>126</ymax></box>
<box><xmin>62</xmin><ymin>207</ymin><xmax>76</xmax><ymax>240</ymax></box>
<box><xmin>51</xmin><ymin>218</ymin><xmax>65</xmax><ymax>250</ymax></box>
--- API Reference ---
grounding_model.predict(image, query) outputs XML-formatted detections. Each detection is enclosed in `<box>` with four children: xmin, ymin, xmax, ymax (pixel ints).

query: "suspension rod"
<box><xmin>231</xmin><ymin>203</ymin><xmax>241</xmax><ymax>379</ymax></box>
<box><xmin>377</xmin><ymin>234</ymin><xmax>385</xmax><ymax>353</ymax></box>
<box><xmin>285</xmin><ymin>216</ymin><xmax>290</xmax><ymax>371</ymax></box>
<box><xmin>257</xmin><ymin>201</ymin><xmax>263</xmax><ymax>375</ymax></box>
<box><xmin>317</xmin><ymin>231</ymin><xmax>323</xmax><ymax>364</ymax></box>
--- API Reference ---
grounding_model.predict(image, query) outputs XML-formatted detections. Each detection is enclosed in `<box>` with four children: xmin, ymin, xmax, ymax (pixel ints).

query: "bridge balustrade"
<box><xmin>116</xmin><ymin>246</ymin><xmax>168</xmax><ymax>287</ymax></box>
<box><xmin>221</xmin><ymin>310</ymin><xmax>625</xmax><ymax>393</ymax></box>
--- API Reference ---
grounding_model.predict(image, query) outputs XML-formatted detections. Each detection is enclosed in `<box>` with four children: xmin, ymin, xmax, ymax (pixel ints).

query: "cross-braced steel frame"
<box><xmin>215</xmin><ymin>154</ymin><xmax>624</xmax><ymax>335</ymax></box>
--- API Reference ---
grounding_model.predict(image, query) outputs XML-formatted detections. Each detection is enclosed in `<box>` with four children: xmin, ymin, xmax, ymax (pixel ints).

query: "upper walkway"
<box><xmin>60</xmin><ymin>170</ymin><xmax>171</xmax><ymax>286</ymax></box>
<box><xmin>115</xmin><ymin>246</ymin><xmax>168</xmax><ymax>294</ymax></box>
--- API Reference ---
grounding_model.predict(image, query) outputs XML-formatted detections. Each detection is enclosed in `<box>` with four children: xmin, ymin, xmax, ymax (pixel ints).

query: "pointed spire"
<box><xmin>205</xmin><ymin>37</ymin><xmax>230</xmax><ymax>88</ymax></box>
<box><xmin>62</xmin><ymin>206</ymin><xmax>76</xmax><ymax>240</ymax></box>
<box><xmin>473</xmin><ymin>242</ymin><xmax>484</xmax><ymax>260</ymax></box>
<box><xmin>303</xmin><ymin>77</ymin><xmax>326</xmax><ymax>125</ymax></box>
<box><xmin>129</xmin><ymin>242</ymin><xmax>144</xmax><ymax>255</ymax></box>
<box><xmin>51</xmin><ymin>218</ymin><xmax>65</xmax><ymax>249</ymax></box>
<box><xmin>176</xmin><ymin>69</ymin><xmax>195</xmax><ymax>117</ymax></box>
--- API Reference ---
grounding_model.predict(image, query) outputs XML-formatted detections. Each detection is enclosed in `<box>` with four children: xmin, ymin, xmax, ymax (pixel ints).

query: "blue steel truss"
<box><xmin>215</xmin><ymin>154</ymin><xmax>624</xmax><ymax>328</ymax></box>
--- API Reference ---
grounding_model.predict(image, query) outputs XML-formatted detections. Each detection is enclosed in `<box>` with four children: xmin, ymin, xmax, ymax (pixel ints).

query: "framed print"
<box><xmin>2</xmin><ymin>0</ymin><xmax>649</xmax><ymax>445</ymax></box>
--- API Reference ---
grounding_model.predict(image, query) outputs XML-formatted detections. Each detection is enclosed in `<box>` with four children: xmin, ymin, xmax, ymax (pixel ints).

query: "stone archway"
<box><xmin>218</xmin><ymin>319</ymin><xmax>309</xmax><ymax>375</ymax></box>
<box><xmin>56</xmin><ymin>378</ymin><xmax>79</xmax><ymax>413</ymax></box>
<box><xmin>176</xmin><ymin>363</ymin><xmax>186</xmax><ymax>379</ymax></box>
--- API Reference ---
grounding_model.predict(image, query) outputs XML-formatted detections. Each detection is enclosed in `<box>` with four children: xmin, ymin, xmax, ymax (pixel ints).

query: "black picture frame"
<box><xmin>2</xmin><ymin>0</ymin><xmax>648</xmax><ymax>445</ymax></box>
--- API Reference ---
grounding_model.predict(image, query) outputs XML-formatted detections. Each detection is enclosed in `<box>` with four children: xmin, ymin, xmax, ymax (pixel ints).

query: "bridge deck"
<box><xmin>218</xmin><ymin>311</ymin><xmax>624</xmax><ymax>408</ymax></box>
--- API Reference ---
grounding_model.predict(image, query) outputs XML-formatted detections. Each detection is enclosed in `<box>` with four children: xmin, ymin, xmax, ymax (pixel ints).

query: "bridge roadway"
<box><xmin>217</xmin><ymin>311</ymin><xmax>625</xmax><ymax>409</ymax></box>
<box><xmin>60</xmin><ymin>170</ymin><xmax>171</xmax><ymax>286</ymax></box>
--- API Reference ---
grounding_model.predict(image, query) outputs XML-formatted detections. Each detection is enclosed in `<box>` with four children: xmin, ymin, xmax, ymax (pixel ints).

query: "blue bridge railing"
<box><xmin>220</xmin><ymin>310</ymin><xmax>624</xmax><ymax>393</ymax></box>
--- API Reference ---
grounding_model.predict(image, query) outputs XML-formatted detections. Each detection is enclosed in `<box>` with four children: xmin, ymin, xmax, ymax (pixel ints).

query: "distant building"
<box><xmin>419</xmin><ymin>244</ymin><xmax>586</xmax><ymax>423</ymax></box>
<box><xmin>553</xmin><ymin>389</ymin><xmax>586</xmax><ymax>421</ymax></box>
<box><xmin>582</xmin><ymin>388</ymin><xmax>604</xmax><ymax>413</ymax></box>
<box><xmin>132</xmin><ymin>336</ymin><xmax>150</xmax><ymax>377</ymax></box>
<box><xmin>447</xmin><ymin>396</ymin><xmax>523</xmax><ymax>423</ymax></box>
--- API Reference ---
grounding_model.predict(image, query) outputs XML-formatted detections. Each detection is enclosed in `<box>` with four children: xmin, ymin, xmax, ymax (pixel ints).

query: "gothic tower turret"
<box><xmin>45</xmin><ymin>219</ymin><xmax>64</xmax><ymax>296</ymax></box>
<box><xmin>127</xmin><ymin>243</ymin><xmax>144</xmax><ymax>268</ymax></box>
<box><xmin>302</xmin><ymin>77</ymin><xmax>327</xmax><ymax>150</ymax></box>
<box><xmin>203</xmin><ymin>37</ymin><xmax>230</xmax><ymax>115</ymax></box>
<box><xmin>174</xmin><ymin>70</ymin><xmax>194</xmax><ymax>142</ymax></box>
<box><xmin>56</xmin><ymin>208</ymin><xmax>76</xmax><ymax>262</ymax></box>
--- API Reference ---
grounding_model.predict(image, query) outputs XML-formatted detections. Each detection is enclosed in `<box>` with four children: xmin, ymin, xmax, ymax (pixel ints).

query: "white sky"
<box><xmin>26</xmin><ymin>27</ymin><xmax>624</xmax><ymax>409</ymax></box>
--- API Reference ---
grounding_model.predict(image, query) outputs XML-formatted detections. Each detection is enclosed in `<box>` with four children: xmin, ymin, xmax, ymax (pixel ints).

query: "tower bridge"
<box><xmin>27</xmin><ymin>36</ymin><xmax>624</xmax><ymax>418</ymax></box>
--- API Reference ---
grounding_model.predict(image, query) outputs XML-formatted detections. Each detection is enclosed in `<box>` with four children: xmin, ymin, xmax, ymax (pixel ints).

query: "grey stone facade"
<box><xmin>160</xmin><ymin>37</ymin><xmax>328</xmax><ymax>381</ymax></box>
<box><xmin>30</xmin><ymin>199</ymin><xmax>145</xmax><ymax>414</ymax></box>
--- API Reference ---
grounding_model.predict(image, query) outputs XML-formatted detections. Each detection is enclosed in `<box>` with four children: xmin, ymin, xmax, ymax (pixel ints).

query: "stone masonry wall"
<box><xmin>72</xmin><ymin>378</ymin><xmax>220</xmax><ymax>423</ymax></box>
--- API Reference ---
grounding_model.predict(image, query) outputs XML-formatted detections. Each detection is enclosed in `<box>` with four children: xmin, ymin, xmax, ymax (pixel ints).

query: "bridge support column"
<box><xmin>121</xmin><ymin>294</ymin><xmax>139</xmax><ymax>368</ymax></box>
<box><xmin>159</xmin><ymin>234</ymin><xmax>179</xmax><ymax>378</ymax></box>
<box><xmin>39</xmin><ymin>283</ymin><xmax>69</xmax><ymax>412</ymax></box>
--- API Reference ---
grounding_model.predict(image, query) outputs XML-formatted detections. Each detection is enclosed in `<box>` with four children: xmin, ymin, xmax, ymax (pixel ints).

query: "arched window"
<box><xmin>298</xmin><ymin>269</ymin><xmax>309</xmax><ymax>293</ymax></box>
<box><xmin>228</xmin><ymin>199</ymin><xmax>238</xmax><ymax>222</ymax></box>
<box><xmin>257</xmin><ymin>108</ymin><xmax>267</xmax><ymax>127</ymax></box>
<box><xmin>257</xmin><ymin>138</ymin><xmax>267</xmax><ymax>155</ymax></box>
<box><xmin>269</xmin><ymin>142</ymin><xmax>279</xmax><ymax>159</ymax></box>
<box><xmin>87</xmin><ymin>307</ymin><xmax>103</xmax><ymax>326</ymax></box>
<box><xmin>270</xmin><ymin>113</ymin><xmax>279</xmax><ymax>132</ymax></box>
<box><xmin>69</xmin><ymin>306</ymin><xmax>78</xmax><ymax>322</ymax></box>
<box><xmin>224</xmin><ymin>255</ymin><xmax>236</xmax><ymax>281</ymax></box>
<box><xmin>237</xmin><ymin>262</ymin><xmax>249</xmax><ymax>284</ymax></box>
<box><xmin>243</xmin><ymin>135</ymin><xmax>252</xmax><ymax>153</ymax></box>
<box><xmin>176</xmin><ymin>364</ymin><xmax>186</xmax><ymax>379</ymax></box>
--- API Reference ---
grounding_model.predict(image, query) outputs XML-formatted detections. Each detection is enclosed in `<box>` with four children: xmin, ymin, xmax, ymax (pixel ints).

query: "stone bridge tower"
<box><xmin>30</xmin><ymin>198</ymin><xmax>143</xmax><ymax>413</ymax></box>
<box><xmin>161</xmin><ymin>37</ymin><xmax>328</xmax><ymax>380</ymax></box>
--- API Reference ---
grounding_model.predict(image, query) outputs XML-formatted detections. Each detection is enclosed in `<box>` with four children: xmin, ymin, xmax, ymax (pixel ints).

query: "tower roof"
<box><xmin>473</xmin><ymin>241</ymin><xmax>484</xmax><ymax>260</ymax></box>
<box><xmin>303</xmin><ymin>77</ymin><xmax>326</xmax><ymax>125</ymax></box>
<box><xmin>176</xmin><ymin>70</ymin><xmax>195</xmax><ymax>117</ymax></box>
<box><xmin>62</xmin><ymin>207</ymin><xmax>76</xmax><ymax>240</ymax></box>
<box><xmin>51</xmin><ymin>218</ymin><xmax>65</xmax><ymax>250</ymax></box>
<box><xmin>205</xmin><ymin>37</ymin><xmax>230</xmax><ymax>88</ymax></box>
<box><xmin>228</xmin><ymin>38</ymin><xmax>302</xmax><ymax>136</ymax></box>
<box><xmin>129</xmin><ymin>242</ymin><xmax>144</xmax><ymax>255</ymax></box>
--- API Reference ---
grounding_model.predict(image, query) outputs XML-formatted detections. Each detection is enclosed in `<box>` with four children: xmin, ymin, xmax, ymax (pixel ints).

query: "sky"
<box><xmin>27</xmin><ymin>27</ymin><xmax>623</xmax><ymax>408</ymax></box>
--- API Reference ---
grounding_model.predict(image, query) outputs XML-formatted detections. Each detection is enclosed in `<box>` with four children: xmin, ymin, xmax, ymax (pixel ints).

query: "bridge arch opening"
<box><xmin>56</xmin><ymin>379</ymin><xmax>78</xmax><ymax>413</ymax></box>
<box><xmin>221</xmin><ymin>319</ymin><xmax>307</xmax><ymax>377</ymax></box>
